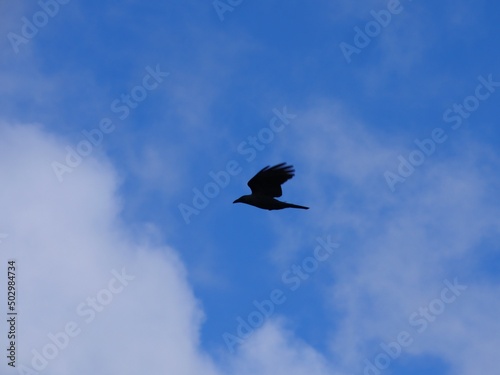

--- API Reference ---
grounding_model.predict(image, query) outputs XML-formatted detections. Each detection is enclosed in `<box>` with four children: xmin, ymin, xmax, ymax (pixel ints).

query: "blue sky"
<box><xmin>1</xmin><ymin>1</ymin><xmax>500</xmax><ymax>374</ymax></box>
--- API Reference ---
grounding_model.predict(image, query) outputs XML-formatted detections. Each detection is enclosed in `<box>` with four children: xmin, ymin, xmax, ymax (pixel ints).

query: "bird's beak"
<box><xmin>233</xmin><ymin>198</ymin><xmax>240</xmax><ymax>204</ymax></box>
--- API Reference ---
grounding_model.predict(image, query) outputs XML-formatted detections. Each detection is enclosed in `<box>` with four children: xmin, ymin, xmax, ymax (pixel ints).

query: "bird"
<box><xmin>233</xmin><ymin>163</ymin><xmax>309</xmax><ymax>210</ymax></box>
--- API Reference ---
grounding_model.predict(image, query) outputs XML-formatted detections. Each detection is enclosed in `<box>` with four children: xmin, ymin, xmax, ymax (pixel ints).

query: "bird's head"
<box><xmin>233</xmin><ymin>195</ymin><xmax>249</xmax><ymax>204</ymax></box>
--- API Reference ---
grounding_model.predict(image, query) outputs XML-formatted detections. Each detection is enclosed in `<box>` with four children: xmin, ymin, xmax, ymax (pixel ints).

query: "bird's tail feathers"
<box><xmin>286</xmin><ymin>203</ymin><xmax>309</xmax><ymax>210</ymax></box>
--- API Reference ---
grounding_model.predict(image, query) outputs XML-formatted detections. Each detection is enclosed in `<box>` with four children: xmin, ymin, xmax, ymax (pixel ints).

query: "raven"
<box><xmin>233</xmin><ymin>163</ymin><xmax>309</xmax><ymax>210</ymax></box>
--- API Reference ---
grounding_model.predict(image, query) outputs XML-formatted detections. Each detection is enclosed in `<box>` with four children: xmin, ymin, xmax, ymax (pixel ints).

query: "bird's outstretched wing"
<box><xmin>247</xmin><ymin>163</ymin><xmax>295</xmax><ymax>197</ymax></box>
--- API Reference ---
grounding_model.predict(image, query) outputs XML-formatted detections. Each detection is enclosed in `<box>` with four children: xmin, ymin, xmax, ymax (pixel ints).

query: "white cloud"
<box><xmin>0</xmin><ymin>122</ymin><xmax>219</xmax><ymax>374</ymax></box>
<box><xmin>228</xmin><ymin>320</ymin><xmax>335</xmax><ymax>375</ymax></box>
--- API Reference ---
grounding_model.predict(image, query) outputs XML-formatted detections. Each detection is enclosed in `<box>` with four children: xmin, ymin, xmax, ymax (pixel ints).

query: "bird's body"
<box><xmin>233</xmin><ymin>163</ymin><xmax>309</xmax><ymax>210</ymax></box>
<box><xmin>234</xmin><ymin>194</ymin><xmax>309</xmax><ymax>210</ymax></box>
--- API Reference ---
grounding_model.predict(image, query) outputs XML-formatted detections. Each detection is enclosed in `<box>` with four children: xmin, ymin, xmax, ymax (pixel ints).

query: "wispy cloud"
<box><xmin>278</xmin><ymin>100</ymin><xmax>500</xmax><ymax>374</ymax></box>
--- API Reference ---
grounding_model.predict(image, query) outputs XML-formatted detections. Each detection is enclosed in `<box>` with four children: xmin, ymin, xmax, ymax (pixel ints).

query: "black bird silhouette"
<box><xmin>233</xmin><ymin>163</ymin><xmax>309</xmax><ymax>210</ymax></box>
